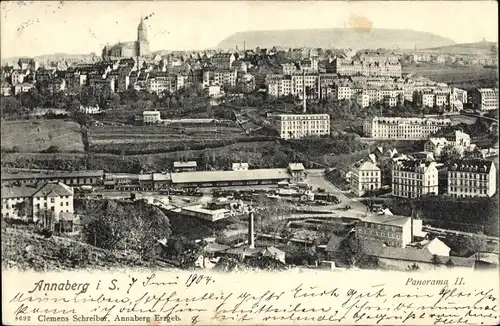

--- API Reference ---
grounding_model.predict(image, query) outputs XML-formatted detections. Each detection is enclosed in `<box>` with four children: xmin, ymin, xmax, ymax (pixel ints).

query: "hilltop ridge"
<box><xmin>217</xmin><ymin>28</ymin><xmax>455</xmax><ymax>50</ymax></box>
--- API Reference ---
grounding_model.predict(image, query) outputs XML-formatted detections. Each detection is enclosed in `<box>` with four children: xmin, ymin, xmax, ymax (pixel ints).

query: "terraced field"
<box><xmin>88</xmin><ymin>122</ymin><xmax>257</xmax><ymax>154</ymax></box>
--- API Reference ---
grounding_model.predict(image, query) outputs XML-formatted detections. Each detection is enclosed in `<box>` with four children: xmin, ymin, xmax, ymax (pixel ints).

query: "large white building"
<box><xmin>143</xmin><ymin>110</ymin><xmax>161</xmax><ymax>124</ymax></box>
<box><xmin>447</xmin><ymin>160</ymin><xmax>497</xmax><ymax>198</ymax></box>
<box><xmin>392</xmin><ymin>160</ymin><xmax>439</xmax><ymax>198</ymax></box>
<box><xmin>1</xmin><ymin>181</ymin><xmax>74</xmax><ymax>222</ymax></box>
<box><xmin>267</xmin><ymin>73</ymin><xmax>319</xmax><ymax>99</ymax></box>
<box><xmin>274</xmin><ymin>114</ymin><xmax>330</xmax><ymax>139</ymax></box>
<box><xmin>363</xmin><ymin>117</ymin><xmax>452</xmax><ymax>139</ymax></box>
<box><xmin>356</xmin><ymin>215</ymin><xmax>424</xmax><ymax>248</ymax></box>
<box><xmin>350</xmin><ymin>159</ymin><xmax>382</xmax><ymax>196</ymax></box>
<box><xmin>471</xmin><ymin>88</ymin><xmax>499</xmax><ymax>111</ymax></box>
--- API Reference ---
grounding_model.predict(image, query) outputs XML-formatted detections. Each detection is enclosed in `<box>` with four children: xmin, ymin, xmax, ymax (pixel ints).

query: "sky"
<box><xmin>1</xmin><ymin>1</ymin><xmax>498</xmax><ymax>58</ymax></box>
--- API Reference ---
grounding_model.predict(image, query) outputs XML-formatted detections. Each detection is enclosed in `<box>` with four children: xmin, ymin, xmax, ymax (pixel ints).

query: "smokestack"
<box><xmin>410</xmin><ymin>208</ymin><xmax>414</xmax><ymax>243</ymax></box>
<box><xmin>248</xmin><ymin>212</ymin><xmax>255</xmax><ymax>249</ymax></box>
<box><xmin>243</xmin><ymin>41</ymin><xmax>246</xmax><ymax>52</ymax></box>
<box><xmin>303</xmin><ymin>70</ymin><xmax>307</xmax><ymax>113</ymax></box>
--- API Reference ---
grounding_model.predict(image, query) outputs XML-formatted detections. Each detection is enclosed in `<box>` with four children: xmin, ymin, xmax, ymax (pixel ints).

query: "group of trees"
<box><xmin>81</xmin><ymin>199</ymin><xmax>171</xmax><ymax>261</ymax></box>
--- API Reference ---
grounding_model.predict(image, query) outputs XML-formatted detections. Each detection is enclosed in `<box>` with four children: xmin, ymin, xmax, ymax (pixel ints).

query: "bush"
<box><xmin>43</xmin><ymin>145</ymin><xmax>60</xmax><ymax>153</ymax></box>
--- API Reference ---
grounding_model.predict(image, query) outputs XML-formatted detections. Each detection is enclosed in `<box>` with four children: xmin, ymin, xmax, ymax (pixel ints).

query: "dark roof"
<box><xmin>1</xmin><ymin>170</ymin><xmax>104</xmax><ymax>181</ymax></box>
<box><xmin>1</xmin><ymin>186</ymin><xmax>37</xmax><ymax>198</ymax></box>
<box><xmin>171</xmin><ymin>169</ymin><xmax>291</xmax><ymax>184</ymax></box>
<box><xmin>33</xmin><ymin>182</ymin><xmax>73</xmax><ymax>197</ymax></box>
<box><xmin>365</xmin><ymin>244</ymin><xmax>475</xmax><ymax>268</ymax></box>
<box><xmin>448</xmin><ymin>160</ymin><xmax>494</xmax><ymax>173</ymax></box>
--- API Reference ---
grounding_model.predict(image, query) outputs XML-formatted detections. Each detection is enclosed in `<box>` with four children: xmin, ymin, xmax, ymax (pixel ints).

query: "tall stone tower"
<box><xmin>137</xmin><ymin>17</ymin><xmax>150</xmax><ymax>56</ymax></box>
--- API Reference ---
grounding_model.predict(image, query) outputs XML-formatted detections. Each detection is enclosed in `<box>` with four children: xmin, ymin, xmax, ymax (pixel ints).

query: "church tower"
<box><xmin>137</xmin><ymin>17</ymin><xmax>150</xmax><ymax>56</ymax></box>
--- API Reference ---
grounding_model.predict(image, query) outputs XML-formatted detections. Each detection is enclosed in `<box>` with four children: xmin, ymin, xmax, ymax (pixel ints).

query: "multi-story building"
<box><xmin>291</xmin><ymin>73</ymin><xmax>319</xmax><ymax>99</ymax></box>
<box><xmin>147</xmin><ymin>72</ymin><xmax>177</xmax><ymax>94</ymax></box>
<box><xmin>447</xmin><ymin>160</ymin><xmax>497</xmax><ymax>198</ymax></box>
<box><xmin>356</xmin><ymin>93</ymin><xmax>370</xmax><ymax>108</ymax></box>
<box><xmin>275</xmin><ymin>114</ymin><xmax>330</xmax><ymax>139</ymax></box>
<box><xmin>281</xmin><ymin>62</ymin><xmax>298</xmax><ymax>75</ymax></box>
<box><xmin>452</xmin><ymin>88</ymin><xmax>468</xmax><ymax>104</ymax></box>
<box><xmin>1</xmin><ymin>181</ymin><xmax>74</xmax><ymax>223</ymax></box>
<box><xmin>10</xmin><ymin>70</ymin><xmax>25</xmax><ymax>85</ymax></box>
<box><xmin>392</xmin><ymin>160</ymin><xmax>439</xmax><ymax>198</ymax></box>
<box><xmin>335</xmin><ymin>58</ymin><xmax>402</xmax><ymax>77</ymax></box>
<box><xmin>143</xmin><ymin>110</ymin><xmax>161</xmax><ymax>124</ymax></box>
<box><xmin>203</xmin><ymin>69</ymin><xmax>237</xmax><ymax>88</ymax></box>
<box><xmin>471</xmin><ymin>88</ymin><xmax>499</xmax><ymax>111</ymax></box>
<box><xmin>210</xmin><ymin>53</ymin><xmax>235</xmax><ymax>70</ymax></box>
<box><xmin>356</xmin><ymin>215</ymin><xmax>423</xmax><ymax>248</ymax></box>
<box><xmin>350</xmin><ymin>159</ymin><xmax>381</xmax><ymax>196</ymax></box>
<box><xmin>363</xmin><ymin>117</ymin><xmax>452</xmax><ymax>139</ymax></box>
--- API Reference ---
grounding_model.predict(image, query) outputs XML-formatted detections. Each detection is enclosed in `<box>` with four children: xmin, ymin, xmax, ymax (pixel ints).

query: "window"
<box><xmin>50</xmin><ymin>198</ymin><xmax>54</xmax><ymax>203</ymax></box>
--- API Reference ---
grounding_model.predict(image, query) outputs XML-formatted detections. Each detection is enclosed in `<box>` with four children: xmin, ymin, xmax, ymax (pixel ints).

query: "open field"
<box><xmin>1</xmin><ymin>120</ymin><xmax>85</xmax><ymax>153</ymax></box>
<box><xmin>88</xmin><ymin>122</ymin><xmax>265</xmax><ymax>154</ymax></box>
<box><xmin>402</xmin><ymin>64</ymin><xmax>498</xmax><ymax>89</ymax></box>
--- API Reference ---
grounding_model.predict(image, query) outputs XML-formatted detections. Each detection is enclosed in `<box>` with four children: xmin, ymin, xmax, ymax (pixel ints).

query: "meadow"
<box><xmin>1</xmin><ymin>119</ymin><xmax>85</xmax><ymax>153</ymax></box>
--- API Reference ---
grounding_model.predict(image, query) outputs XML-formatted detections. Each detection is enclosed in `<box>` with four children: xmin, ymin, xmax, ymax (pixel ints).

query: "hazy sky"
<box><xmin>1</xmin><ymin>1</ymin><xmax>498</xmax><ymax>58</ymax></box>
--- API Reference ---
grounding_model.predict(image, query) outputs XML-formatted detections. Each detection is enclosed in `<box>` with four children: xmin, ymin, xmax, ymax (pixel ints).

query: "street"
<box><xmin>306</xmin><ymin>169</ymin><xmax>367</xmax><ymax>214</ymax></box>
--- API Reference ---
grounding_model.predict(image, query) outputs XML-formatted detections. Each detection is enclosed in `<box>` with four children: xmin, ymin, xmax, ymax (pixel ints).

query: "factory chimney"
<box><xmin>302</xmin><ymin>70</ymin><xmax>307</xmax><ymax>113</ymax></box>
<box><xmin>248</xmin><ymin>211</ymin><xmax>255</xmax><ymax>249</ymax></box>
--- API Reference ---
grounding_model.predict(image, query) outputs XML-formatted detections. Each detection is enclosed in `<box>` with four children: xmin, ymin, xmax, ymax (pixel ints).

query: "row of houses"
<box><xmin>0</xmin><ymin>53</ymin><xmax>256</xmax><ymax>100</ymax></box>
<box><xmin>266</xmin><ymin>73</ymin><xmax>469</xmax><ymax>111</ymax></box>
<box><xmin>350</xmin><ymin>145</ymin><xmax>497</xmax><ymax>198</ymax></box>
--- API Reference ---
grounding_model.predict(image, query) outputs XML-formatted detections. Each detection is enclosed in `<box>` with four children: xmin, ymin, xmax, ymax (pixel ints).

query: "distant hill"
<box><xmin>217</xmin><ymin>28</ymin><xmax>455</xmax><ymax>50</ymax></box>
<box><xmin>422</xmin><ymin>41</ymin><xmax>498</xmax><ymax>56</ymax></box>
<box><xmin>1</xmin><ymin>53</ymin><xmax>98</xmax><ymax>65</ymax></box>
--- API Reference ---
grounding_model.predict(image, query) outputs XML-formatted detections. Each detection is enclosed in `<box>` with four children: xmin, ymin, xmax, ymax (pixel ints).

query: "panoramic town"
<box><xmin>1</xmin><ymin>3</ymin><xmax>499</xmax><ymax>273</ymax></box>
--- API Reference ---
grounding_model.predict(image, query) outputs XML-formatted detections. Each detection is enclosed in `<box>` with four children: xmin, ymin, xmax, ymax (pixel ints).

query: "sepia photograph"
<box><xmin>1</xmin><ymin>1</ymin><xmax>499</xmax><ymax>325</ymax></box>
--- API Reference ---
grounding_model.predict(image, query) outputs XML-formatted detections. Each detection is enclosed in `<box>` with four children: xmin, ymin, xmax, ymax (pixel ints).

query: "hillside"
<box><xmin>217</xmin><ymin>28</ymin><xmax>455</xmax><ymax>50</ymax></box>
<box><xmin>1</xmin><ymin>120</ymin><xmax>85</xmax><ymax>153</ymax></box>
<box><xmin>422</xmin><ymin>41</ymin><xmax>498</xmax><ymax>56</ymax></box>
<box><xmin>1</xmin><ymin>226</ymin><xmax>177</xmax><ymax>271</ymax></box>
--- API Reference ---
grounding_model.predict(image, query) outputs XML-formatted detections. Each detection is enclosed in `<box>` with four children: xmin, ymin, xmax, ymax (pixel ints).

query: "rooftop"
<box><xmin>364</xmin><ymin>245</ymin><xmax>475</xmax><ymax>268</ymax></box>
<box><xmin>171</xmin><ymin>168</ymin><xmax>291</xmax><ymax>184</ymax></box>
<box><xmin>1</xmin><ymin>170</ymin><xmax>104</xmax><ymax>181</ymax></box>
<box><xmin>361</xmin><ymin>214</ymin><xmax>413</xmax><ymax>227</ymax></box>
<box><xmin>33</xmin><ymin>182</ymin><xmax>73</xmax><ymax>197</ymax></box>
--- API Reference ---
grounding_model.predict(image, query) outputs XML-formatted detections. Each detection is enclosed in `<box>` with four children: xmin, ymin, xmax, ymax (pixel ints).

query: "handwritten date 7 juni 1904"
<box><xmin>8</xmin><ymin>273</ymin><xmax>499</xmax><ymax>325</ymax></box>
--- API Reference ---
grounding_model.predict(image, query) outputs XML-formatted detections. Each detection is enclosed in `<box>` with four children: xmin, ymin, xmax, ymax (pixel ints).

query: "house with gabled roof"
<box><xmin>1</xmin><ymin>181</ymin><xmax>75</xmax><ymax>230</ymax></box>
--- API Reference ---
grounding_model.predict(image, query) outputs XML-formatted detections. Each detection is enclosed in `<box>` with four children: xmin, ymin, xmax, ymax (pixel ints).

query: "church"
<box><xmin>102</xmin><ymin>17</ymin><xmax>150</xmax><ymax>59</ymax></box>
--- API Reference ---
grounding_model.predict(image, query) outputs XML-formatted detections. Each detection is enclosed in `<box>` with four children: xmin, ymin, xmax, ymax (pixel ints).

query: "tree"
<box><xmin>36</xmin><ymin>209</ymin><xmax>55</xmax><ymax>230</ymax></box>
<box><xmin>69</xmin><ymin>98</ymin><xmax>81</xmax><ymax>112</ymax></box>
<box><xmin>127</xmin><ymin>200</ymin><xmax>172</xmax><ymax>261</ymax></box>
<box><xmin>338</xmin><ymin>236</ymin><xmax>369</xmax><ymax>268</ymax></box>
<box><xmin>0</xmin><ymin>97</ymin><xmax>22</xmax><ymax>116</ymax></box>
<box><xmin>13</xmin><ymin>201</ymin><xmax>30</xmax><ymax>218</ymax></box>
<box><xmin>81</xmin><ymin>199</ymin><xmax>171</xmax><ymax>260</ymax></box>
<box><xmin>108</xmin><ymin>93</ymin><xmax>121</xmax><ymax>110</ymax></box>
<box><xmin>163</xmin><ymin>235</ymin><xmax>204</xmax><ymax>267</ymax></box>
<box><xmin>82</xmin><ymin>200</ymin><xmax>131</xmax><ymax>250</ymax></box>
